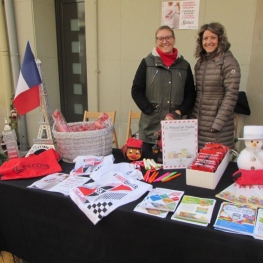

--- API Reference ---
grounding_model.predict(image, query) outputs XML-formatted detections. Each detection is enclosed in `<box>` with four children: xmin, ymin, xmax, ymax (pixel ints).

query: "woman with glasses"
<box><xmin>131</xmin><ymin>25</ymin><xmax>196</xmax><ymax>152</ymax></box>
<box><xmin>191</xmin><ymin>22</ymin><xmax>240</xmax><ymax>150</ymax></box>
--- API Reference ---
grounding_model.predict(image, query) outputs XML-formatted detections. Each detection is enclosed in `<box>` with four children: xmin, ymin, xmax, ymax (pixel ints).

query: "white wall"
<box><xmin>86</xmin><ymin>0</ymin><xmax>262</xmax><ymax>148</ymax></box>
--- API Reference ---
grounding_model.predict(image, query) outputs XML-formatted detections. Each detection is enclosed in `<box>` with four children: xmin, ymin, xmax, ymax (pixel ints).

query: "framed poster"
<box><xmin>161</xmin><ymin>119</ymin><xmax>198</xmax><ymax>169</ymax></box>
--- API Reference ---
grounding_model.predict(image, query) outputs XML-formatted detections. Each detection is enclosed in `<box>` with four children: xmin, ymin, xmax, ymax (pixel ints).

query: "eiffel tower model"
<box><xmin>26</xmin><ymin>59</ymin><xmax>56</xmax><ymax>156</ymax></box>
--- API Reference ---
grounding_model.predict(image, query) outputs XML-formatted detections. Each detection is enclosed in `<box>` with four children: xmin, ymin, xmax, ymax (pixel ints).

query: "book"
<box><xmin>171</xmin><ymin>195</ymin><xmax>216</xmax><ymax>226</ymax></box>
<box><xmin>214</xmin><ymin>202</ymin><xmax>257</xmax><ymax>236</ymax></box>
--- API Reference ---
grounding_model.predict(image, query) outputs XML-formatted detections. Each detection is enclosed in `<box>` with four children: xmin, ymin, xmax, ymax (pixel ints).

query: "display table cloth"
<box><xmin>0</xmin><ymin>149</ymin><xmax>262</xmax><ymax>263</ymax></box>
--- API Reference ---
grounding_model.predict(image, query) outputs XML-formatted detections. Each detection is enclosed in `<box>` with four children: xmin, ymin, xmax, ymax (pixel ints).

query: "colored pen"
<box><xmin>143</xmin><ymin>158</ymin><xmax>150</xmax><ymax>170</ymax></box>
<box><xmin>160</xmin><ymin>172</ymin><xmax>177</xmax><ymax>181</ymax></box>
<box><xmin>143</xmin><ymin>170</ymin><xmax>150</xmax><ymax>181</ymax></box>
<box><xmin>145</xmin><ymin>170</ymin><xmax>152</xmax><ymax>182</ymax></box>
<box><xmin>162</xmin><ymin>173</ymin><xmax>181</xmax><ymax>182</ymax></box>
<box><xmin>153</xmin><ymin>172</ymin><xmax>173</xmax><ymax>182</ymax></box>
<box><xmin>147</xmin><ymin>171</ymin><xmax>156</xmax><ymax>182</ymax></box>
<box><xmin>149</xmin><ymin>171</ymin><xmax>159</xmax><ymax>183</ymax></box>
<box><xmin>147</xmin><ymin>159</ymin><xmax>156</xmax><ymax>168</ymax></box>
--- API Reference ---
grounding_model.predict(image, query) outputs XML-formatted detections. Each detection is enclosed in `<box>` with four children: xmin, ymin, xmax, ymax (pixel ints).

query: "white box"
<box><xmin>186</xmin><ymin>151</ymin><xmax>229</xmax><ymax>190</ymax></box>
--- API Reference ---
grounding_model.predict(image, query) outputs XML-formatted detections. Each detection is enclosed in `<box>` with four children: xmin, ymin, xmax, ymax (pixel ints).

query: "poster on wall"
<box><xmin>162</xmin><ymin>1</ymin><xmax>200</xmax><ymax>30</ymax></box>
<box><xmin>161</xmin><ymin>119</ymin><xmax>198</xmax><ymax>169</ymax></box>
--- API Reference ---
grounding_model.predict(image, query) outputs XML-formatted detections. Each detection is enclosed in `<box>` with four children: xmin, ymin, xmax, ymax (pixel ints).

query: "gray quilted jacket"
<box><xmin>191</xmin><ymin>50</ymin><xmax>241</xmax><ymax>149</ymax></box>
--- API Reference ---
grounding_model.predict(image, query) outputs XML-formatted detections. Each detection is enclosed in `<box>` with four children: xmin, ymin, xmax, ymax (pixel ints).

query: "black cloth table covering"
<box><xmin>0</xmin><ymin>149</ymin><xmax>262</xmax><ymax>263</ymax></box>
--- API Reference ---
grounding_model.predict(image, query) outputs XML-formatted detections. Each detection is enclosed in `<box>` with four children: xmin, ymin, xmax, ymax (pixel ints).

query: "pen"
<box><xmin>147</xmin><ymin>171</ymin><xmax>156</xmax><ymax>183</ymax></box>
<box><xmin>145</xmin><ymin>170</ymin><xmax>152</xmax><ymax>182</ymax></box>
<box><xmin>148</xmin><ymin>171</ymin><xmax>159</xmax><ymax>183</ymax></box>
<box><xmin>160</xmin><ymin>172</ymin><xmax>177</xmax><ymax>181</ymax></box>
<box><xmin>143</xmin><ymin>158</ymin><xmax>151</xmax><ymax>170</ymax></box>
<box><xmin>153</xmin><ymin>172</ymin><xmax>174</xmax><ymax>182</ymax></box>
<box><xmin>162</xmin><ymin>173</ymin><xmax>181</xmax><ymax>182</ymax></box>
<box><xmin>143</xmin><ymin>170</ymin><xmax>150</xmax><ymax>181</ymax></box>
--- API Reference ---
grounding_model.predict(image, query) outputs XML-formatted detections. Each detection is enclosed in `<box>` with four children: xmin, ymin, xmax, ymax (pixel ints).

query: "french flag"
<box><xmin>14</xmin><ymin>41</ymin><xmax>42</xmax><ymax>115</ymax></box>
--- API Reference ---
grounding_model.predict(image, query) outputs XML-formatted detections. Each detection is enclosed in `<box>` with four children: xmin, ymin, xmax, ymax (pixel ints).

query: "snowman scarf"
<box><xmin>248</xmin><ymin>148</ymin><xmax>263</xmax><ymax>165</ymax></box>
<box><xmin>233</xmin><ymin>169</ymin><xmax>263</xmax><ymax>185</ymax></box>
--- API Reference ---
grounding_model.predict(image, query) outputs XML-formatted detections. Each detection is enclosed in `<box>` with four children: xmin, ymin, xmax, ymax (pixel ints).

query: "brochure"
<box><xmin>214</xmin><ymin>202</ymin><xmax>257</xmax><ymax>236</ymax></box>
<box><xmin>216</xmin><ymin>183</ymin><xmax>263</xmax><ymax>208</ymax></box>
<box><xmin>133</xmin><ymin>204</ymin><xmax>168</xmax><ymax>218</ymax></box>
<box><xmin>254</xmin><ymin>208</ymin><xmax>263</xmax><ymax>240</ymax></box>
<box><xmin>171</xmin><ymin>195</ymin><xmax>216</xmax><ymax>226</ymax></box>
<box><xmin>136</xmin><ymin>188</ymin><xmax>184</xmax><ymax>212</ymax></box>
<box><xmin>28</xmin><ymin>173</ymin><xmax>91</xmax><ymax>195</ymax></box>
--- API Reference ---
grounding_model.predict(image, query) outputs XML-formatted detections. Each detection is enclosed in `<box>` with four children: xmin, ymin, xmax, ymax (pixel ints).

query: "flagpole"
<box><xmin>4</xmin><ymin>0</ymin><xmax>28</xmax><ymax>152</ymax></box>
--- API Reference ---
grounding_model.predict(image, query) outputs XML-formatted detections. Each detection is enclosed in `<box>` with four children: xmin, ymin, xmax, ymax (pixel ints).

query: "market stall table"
<box><xmin>0</xmin><ymin>149</ymin><xmax>262</xmax><ymax>263</ymax></box>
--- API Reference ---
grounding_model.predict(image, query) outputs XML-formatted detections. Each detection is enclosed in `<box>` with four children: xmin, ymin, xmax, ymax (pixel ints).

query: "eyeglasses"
<box><xmin>156</xmin><ymin>35</ymin><xmax>174</xmax><ymax>42</ymax></box>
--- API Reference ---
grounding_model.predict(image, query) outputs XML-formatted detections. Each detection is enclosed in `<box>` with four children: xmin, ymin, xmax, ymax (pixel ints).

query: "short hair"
<box><xmin>155</xmin><ymin>25</ymin><xmax>175</xmax><ymax>38</ymax></box>
<box><xmin>194</xmin><ymin>22</ymin><xmax>231</xmax><ymax>58</ymax></box>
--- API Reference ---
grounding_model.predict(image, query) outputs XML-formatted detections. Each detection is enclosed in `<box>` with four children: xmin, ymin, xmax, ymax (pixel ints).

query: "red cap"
<box><xmin>126</xmin><ymin>138</ymin><xmax>143</xmax><ymax>149</ymax></box>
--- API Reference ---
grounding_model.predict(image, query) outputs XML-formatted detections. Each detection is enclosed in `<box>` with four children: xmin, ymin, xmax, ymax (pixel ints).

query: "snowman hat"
<box><xmin>238</xmin><ymin>125</ymin><xmax>263</xmax><ymax>140</ymax></box>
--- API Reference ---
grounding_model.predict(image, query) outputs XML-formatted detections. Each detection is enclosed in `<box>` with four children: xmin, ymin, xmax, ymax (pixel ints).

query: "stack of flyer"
<box><xmin>171</xmin><ymin>195</ymin><xmax>216</xmax><ymax>226</ymax></box>
<box><xmin>134</xmin><ymin>188</ymin><xmax>184</xmax><ymax>218</ymax></box>
<box><xmin>254</xmin><ymin>208</ymin><xmax>263</xmax><ymax>240</ymax></box>
<box><xmin>213</xmin><ymin>202</ymin><xmax>257</xmax><ymax>236</ymax></box>
<box><xmin>216</xmin><ymin>183</ymin><xmax>263</xmax><ymax>208</ymax></box>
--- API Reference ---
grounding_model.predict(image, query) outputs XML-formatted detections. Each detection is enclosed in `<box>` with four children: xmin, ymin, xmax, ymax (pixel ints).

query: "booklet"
<box><xmin>254</xmin><ymin>208</ymin><xmax>263</xmax><ymax>240</ymax></box>
<box><xmin>171</xmin><ymin>195</ymin><xmax>216</xmax><ymax>226</ymax></box>
<box><xmin>133</xmin><ymin>204</ymin><xmax>169</xmax><ymax>218</ymax></box>
<box><xmin>136</xmin><ymin>188</ymin><xmax>184</xmax><ymax>212</ymax></box>
<box><xmin>28</xmin><ymin>173</ymin><xmax>91</xmax><ymax>195</ymax></box>
<box><xmin>214</xmin><ymin>202</ymin><xmax>257</xmax><ymax>236</ymax></box>
<box><xmin>216</xmin><ymin>182</ymin><xmax>237</xmax><ymax>202</ymax></box>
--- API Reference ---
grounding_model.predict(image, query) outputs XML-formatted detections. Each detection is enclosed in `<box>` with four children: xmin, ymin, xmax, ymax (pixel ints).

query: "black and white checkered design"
<box><xmin>95</xmin><ymin>187</ymin><xmax>106</xmax><ymax>195</ymax></box>
<box><xmin>87</xmin><ymin>202</ymin><xmax>113</xmax><ymax>219</ymax></box>
<box><xmin>102</xmin><ymin>192</ymin><xmax>127</xmax><ymax>200</ymax></box>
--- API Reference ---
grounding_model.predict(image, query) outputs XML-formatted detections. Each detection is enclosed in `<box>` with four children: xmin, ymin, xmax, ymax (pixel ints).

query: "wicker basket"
<box><xmin>52</xmin><ymin>121</ymin><xmax>113</xmax><ymax>162</ymax></box>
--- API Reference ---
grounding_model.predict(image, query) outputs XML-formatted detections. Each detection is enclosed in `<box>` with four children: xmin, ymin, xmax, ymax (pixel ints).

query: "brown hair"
<box><xmin>155</xmin><ymin>25</ymin><xmax>175</xmax><ymax>38</ymax></box>
<box><xmin>194</xmin><ymin>22</ymin><xmax>231</xmax><ymax>58</ymax></box>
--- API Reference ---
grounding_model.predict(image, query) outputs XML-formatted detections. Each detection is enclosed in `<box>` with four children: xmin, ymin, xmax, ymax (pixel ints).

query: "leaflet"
<box><xmin>216</xmin><ymin>183</ymin><xmax>263</xmax><ymax>208</ymax></box>
<box><xmin>137</xmin><ymin>188</ymin><xmax>184</xmax><ymax>212</ymax></box>
<box><xmin>254</xmin><ymin>208</ymin><xmax>263</xmax><ymax>240</ymax></box>
<box><xmin>133</xmin><ymin>204</ymin><xmax>168</xmax><ymax>218</ymax></box>
<box><xmin>171</xmin><ymin>195</ymin><xmax>216</xmax><ymax>226</ymax></box>
<box><xmin>214</xmin><ymin>202</ymin><xmax>257</xmax><ymax>236</ymax></box>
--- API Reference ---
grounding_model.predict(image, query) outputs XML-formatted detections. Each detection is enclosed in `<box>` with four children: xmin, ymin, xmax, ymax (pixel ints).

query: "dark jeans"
<box><xmin>142</xmin><ymin>142</ymin><xmax>163</xmax><ymax>163</ymax></box>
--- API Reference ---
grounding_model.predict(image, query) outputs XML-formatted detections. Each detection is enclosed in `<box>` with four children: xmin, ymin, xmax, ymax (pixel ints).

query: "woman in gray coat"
<box><xmin>191</xmin><ymin>22</ymin><xmax>241</xmax><ymax>150</ymax></box>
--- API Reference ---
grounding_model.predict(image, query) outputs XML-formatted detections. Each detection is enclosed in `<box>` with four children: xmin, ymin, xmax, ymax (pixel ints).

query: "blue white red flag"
<box><xmin>14</xmin><ymin>41</ymin><xmax>42</xmax><ymax>115</ymax></box>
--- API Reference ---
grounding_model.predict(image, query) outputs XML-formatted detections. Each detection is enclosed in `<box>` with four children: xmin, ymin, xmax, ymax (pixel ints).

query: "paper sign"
<box><xmin>161</xmin><ymin>119</ymin><xmax>198</xmax><ymax>169</ymax></box>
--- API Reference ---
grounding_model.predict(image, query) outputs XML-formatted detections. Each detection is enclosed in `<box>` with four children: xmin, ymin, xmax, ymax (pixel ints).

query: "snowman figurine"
<box><xmin>237</xmin><ymin>126</ymin><xmax>263</xmax><ymax>170</ymax></box>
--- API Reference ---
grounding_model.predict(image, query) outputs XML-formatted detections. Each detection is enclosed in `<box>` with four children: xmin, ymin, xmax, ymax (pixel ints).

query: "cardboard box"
<box><xmin>186</xmin><ymin>151</ymin><xmax>229</xmax><ymax>190</ymax></box>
